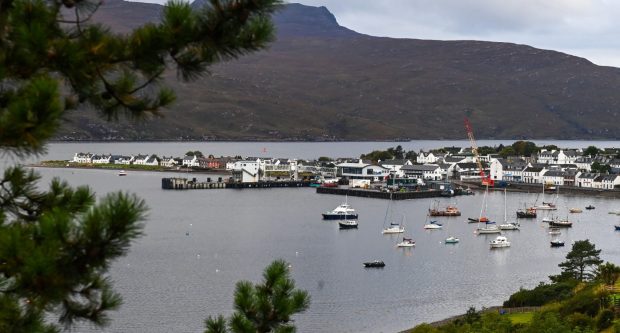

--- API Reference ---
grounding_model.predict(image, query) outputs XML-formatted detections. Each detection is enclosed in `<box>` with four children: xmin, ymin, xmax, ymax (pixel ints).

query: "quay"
<box><xmin>453</xmin><ymin>180</ymin><xmax>620</xmax><ymax>198</ymax></box>
<box><xmin>161</xmin><ymin>177</ymin><xmax>311</xmax><ymax>190</ymax></box>
<box><xmin>316</xmin><ymin>187</ymin><xmax>443</xmax><ymax>200</ymax></box>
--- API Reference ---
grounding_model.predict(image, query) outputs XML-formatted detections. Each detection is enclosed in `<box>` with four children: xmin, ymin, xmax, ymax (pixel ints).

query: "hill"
<box><xmin>55</xmin><ymin>1</ymin><xmax>620</xmax><ymax>141</ymax></box>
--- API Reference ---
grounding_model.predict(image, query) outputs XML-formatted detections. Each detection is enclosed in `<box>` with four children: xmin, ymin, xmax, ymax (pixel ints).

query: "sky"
<box><xmin>133</xmin><ymin>0</ymin><xmax>620</xmax><ymax>67</ymax></box>
<box><xmin>291</xmin><ymin>0</ymin><xmax>620</xmax><ymax>68</ymax></box>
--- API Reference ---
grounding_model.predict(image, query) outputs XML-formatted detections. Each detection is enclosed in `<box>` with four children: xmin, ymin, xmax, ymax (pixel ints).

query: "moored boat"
<box><xmin>550</xmin><ymin>240</ymin><xmax>565</xmax><ymax>247</ymax></box>
<box><xmin>322</xmin><ymin>201</ymin><xmax>358</xmax><ymax>220</ymax></box>
<box><xmin>549</xmin><ymin>218</ymin><xmax>572</xmax><ymax>228</ymax></box>
<box><xmin>423</xmin><ymin>220</ymin><xmax>443</xmax><ymax>230</ymax></box>
<box><xmin>516</xmin><ymin>207</ymin><xmax>537</xmax><ymax>218</ymax></box>
<box><xmin>429</xmin><ymin>204</ymin><xmax>461</xmax><ymax>217</ymax></box>
<box><xmin>614</xmin><ymin>225</ymin><xmax>620</xmax><ymax>231</ymax></box>
<box><xmin>445</xmin><ymin>236</ymin><xmax>460</xmax><ymax>244</ymax></box>
<box><xmin>548</xmin><ymin>227</ymin><xmax>561</xmax><ymax>235</ymax></box>
<box><xmin>585</xmin><ymin>205</ymin><xmax>595</xmax><ymax>210</ymax></box>
<box><xmin>363</xmin><ymin>260</ymin><xmax>385</xmax><ymax>268</ymax></box>
<box><xmin>118</xmin><ymin>170</ymin><xmax>127</xmax><ymax>176</ymax></box>
<box><xmin>338</xmin><ymin>220</ymin><xmax>358</xmax><ymax>229</ymax></box>
<box><xmin>569</xmin><ymin>208</ymin><xmax>582</xmax><ymax>213</ymax></box>
<box><xmin>396</xmin><ymin>237</ymin><xmax>415</xmax><ymax>248</ymax></box>
<box><xmin>382</xmin><ymin>223</ymin><xmax>404</xmax><ymax>234</ymax></box>
<box><xmin>490</xmin><ymin>236</ymin><xmax>510</xmax><ymax>248</ymax></box>
<box><xmin>499</xmin><ymin>222</ymin><xmax>520</xmax><ymax>230</ymax></box>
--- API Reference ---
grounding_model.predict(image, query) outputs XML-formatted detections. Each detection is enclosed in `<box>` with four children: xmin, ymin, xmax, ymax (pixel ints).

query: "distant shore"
<box><xmin>29</xmin><ymin>162</ymin><xmax>231</xmax><ymax>175</ymax></box>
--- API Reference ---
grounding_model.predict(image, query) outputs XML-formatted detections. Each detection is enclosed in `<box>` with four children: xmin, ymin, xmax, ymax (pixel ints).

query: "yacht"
<box><xmin>338</xmin><ymin>220</ymin><xmax>358</xmax><ymax>229</ymax></box>
<box><xmin>322</xmin><ymin>202</ymin><xmax>358</xmax><ymax>220</ymax></box>
<box><xmin>396</xmin><ymin>238</ymin><xmax>415</xmax><ymax>248</ymax></box>
<box><xmin>499</xmin><ymin>222</ymin><xmax>520</xmax><ymax>230</ymax></box>
<box><xmin>444</xmin><ymin>236</ymin><xmax>460</xmax><ymax>244</ymax></box>
<box><xmin>549</xmin><ymin>218</ymin><xmax>572</xmax><ymax>228</ymax></box>
<box><xmin>489</xmin><ymin>236</ymin><xmax>511</xmax><ymax>248</ymax></box>
<box><xmin>423</xmin><ymin>220</ymin><xmax>443</xmax><ymax>230</ymax></box>
<box><xmin>382</xmin><ymin>223</ymin><xmax>404</xmax><ymax>234</ymax></box>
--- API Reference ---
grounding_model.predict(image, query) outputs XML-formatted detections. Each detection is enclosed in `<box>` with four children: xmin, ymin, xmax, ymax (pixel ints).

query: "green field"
<box><xmin>505</xmin><ymin>312</ymin><xmax>534</xmax><ymax>324</ymax></box>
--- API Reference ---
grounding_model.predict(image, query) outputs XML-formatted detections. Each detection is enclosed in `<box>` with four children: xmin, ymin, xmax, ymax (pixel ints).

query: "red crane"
<box><xmin>464</xmin><ymin>117</ymin><xmax>494</xmax><ymax>186</ymax></box>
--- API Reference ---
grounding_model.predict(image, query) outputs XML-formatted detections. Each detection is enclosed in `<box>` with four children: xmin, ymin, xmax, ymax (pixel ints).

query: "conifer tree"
<box><xmin>0</xmin><ymin>0</ymin><xmax>281</xmax><ymax>331</ymax></box>
<box><xmin>204</xmin><ymin>260</ymin><xmax>310</xmax><ymax>333</ymax></box>
<box><xmin>556</xmin><ymin>240</ymin><xmax>603</xmax><ymax>282</ymax></box>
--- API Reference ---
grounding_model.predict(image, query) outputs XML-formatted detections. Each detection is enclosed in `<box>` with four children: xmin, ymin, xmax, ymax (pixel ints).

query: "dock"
<box><xmin>161</xmin><ymin>177</ymin><xmax>312</xmax><ymax>190</ymax></box>
<box><xmin>316</xmin><ymin>187</ymin><xmax>443</xmax><ymax>200</ymax></box>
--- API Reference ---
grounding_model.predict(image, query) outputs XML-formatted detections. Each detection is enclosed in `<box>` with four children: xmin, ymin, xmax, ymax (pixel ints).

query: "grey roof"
<box><xmin>456</xmin><ymin>162</ymin><xmax>486</xmax><ymax>169</ymax></box>
<box><xmin>401</xmin><ymin>164</ymin><xmax>440</xmax><ymax>171</ymax></box>
<box><xmin>601</xmin><ymin>174</ymin><xmax>619</xmax><ymax>181</ymax></box>
<box><xmin>524</xmin><ymin>167</ymin><xmax>543</xmax><ymax>172</ymax></box>
<box><xmin>563</xmin><ymin>150</ymin><xmax>580</xmax><ymax>157</ymax></box>
<box><xmin>379</xmin><ymin>159</ymin><xmax>410</xmax><ymax>166</ymax></box>
<box><xmin>443</xmin><ymin>156</ymin><xmax>464</xmax><ymax>163</ymax></box>
<box><xmin>578</xmin><ymin>173</ymin><xmax>598</xmax><ymax>179</ymax></box>
<box><xmin>543</xmin><ymin>170</ymin><xmax>565</xmax><ymax>177</ymax></box>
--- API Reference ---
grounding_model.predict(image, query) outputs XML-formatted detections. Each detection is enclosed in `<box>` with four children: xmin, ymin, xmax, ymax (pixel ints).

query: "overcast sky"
<box><xmin>289</xmin><ymin>0</ymin><xmax>620</xmax><ymax>68</ymax></box>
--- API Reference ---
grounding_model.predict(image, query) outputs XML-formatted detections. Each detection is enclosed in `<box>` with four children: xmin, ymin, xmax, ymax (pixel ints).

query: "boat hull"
<box><xmin>549</xmin><ymin>221</ymin><xmax>572</xmax><ymax>228</ymax></box>
<box><xmin>363</xmin><ymin>261</ymin><xmax>385</xmax><ymax>268</ymax></box>
<box><xmin>476</xmin><ymin>228</ymin><xmax>501</xmax><ymax>234</ymax></box>
<box><xmin>516</xmin><ymin>211</ymin><xmax>536</xmax><ymax>218</ymax></box>
<box><xmin>322</xmin><ymin>213</ymin><xmax>358</xmax><ymax>220</ymax></box>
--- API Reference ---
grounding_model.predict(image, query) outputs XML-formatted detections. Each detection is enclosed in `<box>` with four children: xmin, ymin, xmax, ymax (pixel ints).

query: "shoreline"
<box><xmin>28</xmin><ymin>163</ymin><xmax>232</xmax><ymax>175</ymax></box>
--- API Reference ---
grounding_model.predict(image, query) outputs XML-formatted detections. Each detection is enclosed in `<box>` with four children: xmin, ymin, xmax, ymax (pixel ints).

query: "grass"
<box><xmin>505</xmin><ymin>312</ymin><xmax>534</xmax><ymax>324</ymax></box>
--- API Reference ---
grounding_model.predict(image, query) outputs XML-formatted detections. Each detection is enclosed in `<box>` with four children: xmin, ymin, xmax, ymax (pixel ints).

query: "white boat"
<box><xmin>569</xmin><ymin>208</ymin><xmax>582</xmax><ymax>213</ymax></box>
<box><xmin>541</xmin><ymin>216</ymin><xmax>554</xmax><ymax>223</ymax></box>
<box><xmin>396</xmin><ymin>237</ymin><xmax>415</xmax><ymax>247</ymax></box>
<box><xmin>423</xmin><ymin>220</ymin><xmax>443</xmax><ymax>230</ymax></box>
<box><xmin>475</xmin><ymin>184</ymin><xmax>501</xmax><ymax>235</ymax></box>
<box><xmin>499</xmin><ymin>222</ymin><xmax>520</xmax><ymax>230</ymax></box>
<box><xmin>118</xmin><ymin>170</ymin><xmax>127</xmax><ymax>176</ymax></box>
<box><xmin>498</xmin><ymin>189</ymin><xmax>519</xmax><ymax>230</ymax></box>
<box><xmin>445</xmin><ymin>236</ymin><xmax>460</xmax><ymax>244</ymax></box>
<box><xmin>548</xmin><ymin>227</ymin><xmax>561</xmax><ymax>235</ymax></box>
<box><xmin>476</xmin><ymin>224</ymin><xmax>501</xmax><ymax>234</ymax></box>
<box><xmin>338</xmin><ymin>220</ymin><xmax>358</xmax><ymax>229</ymax></box>
<box><xmin>490</xmin><ymin>236</ymin><xmax>511</xmax><ymax>248</ymax></box>
<box><xmin>322</xmin><ymin>196</ymin><xmax>358</xmax><ymax>220</ymax></box>
<box><xmin>382</xmin><ymin>223</ymin><xmax>404</xmax><ymax>234</ymax></box>
<box><xmin>535</xmin><ymin>184</ymin><xmax>557</xmax><ymax>210</ymax></box>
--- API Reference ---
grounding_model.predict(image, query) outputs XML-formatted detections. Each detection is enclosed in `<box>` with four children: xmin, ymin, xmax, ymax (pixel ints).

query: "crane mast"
<box><xmin>464</xmin><ymin>117</ymin><xmax>494</xmax><ymax>186</ymax></box>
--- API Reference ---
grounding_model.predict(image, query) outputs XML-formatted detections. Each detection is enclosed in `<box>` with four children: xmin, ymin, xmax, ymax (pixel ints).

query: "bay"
<box><xmin>6</xmin><ymin>141</ymin><xmax>620</xmax><ymax>332</ymax></box>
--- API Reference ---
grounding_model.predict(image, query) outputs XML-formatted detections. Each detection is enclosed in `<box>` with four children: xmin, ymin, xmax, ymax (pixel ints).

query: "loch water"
<box><xmin>9</xmin><ymin>142</ymin><xmax>620</xmax><ymax>332</ymax></box>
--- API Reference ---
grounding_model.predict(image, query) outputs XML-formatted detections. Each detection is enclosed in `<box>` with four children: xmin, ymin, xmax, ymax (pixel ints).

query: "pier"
<box><xmin>316</xmin><ymin>187</ymin><xmax>443</xmax><ymax>200</ymax></box>
<box><xmin>161</xmin><ymin>177</ymin><xmax>312</xmax><ymax>190</ymax></box>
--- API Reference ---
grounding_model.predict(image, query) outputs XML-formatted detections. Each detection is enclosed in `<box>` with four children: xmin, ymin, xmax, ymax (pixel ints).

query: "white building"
<box><xmin>379</xmin><ymin>159</ymin><xmax>413</xmax><ymax>177</ymax></box>
<box><xmin>114</xmin><ymin>155</ymin><xmax>134</xmax><ymax>165</ymax></box>
<box><xmin>336</xmin><ymin>160</ymin><xmax>389</xmax><ymax>181</ymax></box>
<box><xmin>72</xmin><ymin>152</ymin><xmax>93</xmax><ymax>163</ymax></box>
<box><xmin>522</xmin><ymin>166</ymin><xmax>545</xmax><ymax>184</ymax></box>
<box><xmin>599</xmin><ymin>174</ymin><xmax>620</xmax><ymax>190</ymax></box>
<box><xmin>541</xmin><ymin>170</ymin><xmax>565</xmax><ymax>186</ymax></box>
<box><xmin>91</xmin><ymin>154</ymin><xmax>112</xmax><ymax>164</ymax></box>
<box><xmin>231</xmin><ymin>160</ymin><xmax>260</xmax><ymax>183</ymax></box>
<box><xmin>576</xmin><ymin>173</ymin><xmax>598</xmax><ymax>188</ymax></box>
<box><xmin>182</xmin><ymin>155</ymin><xmax>199</xmax><ymax>167</ymax></box>
<box><xmin>160</xmin><ymin>156</ymin><xmax>178</xmax><ymax>168</ymax></box>
<box><xmin>400</xmin><ymin>164</ymin><xmax>443</xmax><ymax>180</ymax></box>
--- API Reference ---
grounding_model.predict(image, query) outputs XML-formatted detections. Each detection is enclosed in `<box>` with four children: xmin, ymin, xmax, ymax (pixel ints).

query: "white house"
<box><xmin>91</xmin><ymin>154</ymin><xmax>112</xmax><ymax>164</ymax></box>
<box><xmin>114</xmin><ymin>155</ymin><xmax>134</xmax><ymax>165</ymax></box>
<box><xmin>400</xmin><ymin>164</ymin><xmax>443</xmax><ymax>180</ymax></box>
<box><xmin>336</xmin><ymin>160</ymin><xmax>389</xmax><ymax>181</ymax></box>
<box><xmin>72</xmin><ymin>152</ymin><xmax>93</xmax><ymax>163</ymax></box>
<box><xmin>599</xmin><ymin>174</ymin><xmax>620</xmax><ymax>190</ymax></box>
<box><xmin>417</xmin><ymin>151</ymin><xmax>443</xmax><ymax>164</ymax></box>
<box><xmin>574</xmin><ymin>157</ymin><xmax>593</xmax><ymax>172</ymax></box>
<box><xmin>143</xmin><ymin>155</ymin><xmax>159</xmax><ymax>166</ymax></box>
<box><xmin>541</xmin><ymin>170</ymin><xmax>565</xmax><ymax>186</ymax></box>
<box><xmin>489</xmin><ymin>158</ymin><xmax>504</xmax><ymax>181</ymax></box>
<box><xmin>537</xmin><ymin>150</ymin><xmax>555</xmax><ymax>164</ymax></box>
<box><xmin>379</xmin><ymin>159</ymin><xmax>413</xmax><ymax>177</ymax></box>
<box><xmin>556</xmin><ymin>150</ymin><xmax>581</xmax><ymax>164</ymax></box>
<box><xmin>133</xmin><ymin>154</ymin><xmax>151</xmax><ymax>165</ymax></box>
<box><xmin>160</xmin><ymin>156</ymin><xmax>178</xmax><ymax>168</ymax></box>
<box><xmin>576</xmin><ymin>173</ymin><xmax>598</xmax><ymax>188</ymax></box>
<box><xmin>182</xmin><ymin>155</ymin><xmax>199</xmax><ymax>167</ymax></box>
<box><xmin>522</xmin><ymin>166</ymin><xmax>546</xmax><ymax>184</ymax></box>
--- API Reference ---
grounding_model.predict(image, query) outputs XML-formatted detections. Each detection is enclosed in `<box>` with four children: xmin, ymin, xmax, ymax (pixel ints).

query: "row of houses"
<box><xmin>71</xmin><ymin>152</ymin><xmax>232</xmax><ymax>169</ymax></box>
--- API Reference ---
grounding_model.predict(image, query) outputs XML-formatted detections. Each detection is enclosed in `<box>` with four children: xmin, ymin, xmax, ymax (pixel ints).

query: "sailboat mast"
<box><xmin>504</xmin><ymin>187</ymin><xmax>507</xmax><ymax>223</ymax></box>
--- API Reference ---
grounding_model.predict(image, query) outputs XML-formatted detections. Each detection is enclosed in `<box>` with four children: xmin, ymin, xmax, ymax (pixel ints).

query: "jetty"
<box><xmin>161</xmin><ymin>177</ymin><xmax>311</xmax><ymax>190</ymax></box>
<box><xmin>316</xmin><ymin>187</ymin><xmax>443</xmax><ymax>200</ymax></box>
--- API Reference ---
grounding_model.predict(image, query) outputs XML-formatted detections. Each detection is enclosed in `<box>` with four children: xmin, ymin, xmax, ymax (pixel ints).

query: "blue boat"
<box><xmin>615</xmin><ymin>225</ymin><xmax>620</xmax><ymax>231</ymax></box>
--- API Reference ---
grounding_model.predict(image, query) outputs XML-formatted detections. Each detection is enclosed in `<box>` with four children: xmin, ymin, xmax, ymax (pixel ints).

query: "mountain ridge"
<box><xmin>56</xmin><ymin>2</ymin><xmax>620</xmax><ymax>141</ymax></box>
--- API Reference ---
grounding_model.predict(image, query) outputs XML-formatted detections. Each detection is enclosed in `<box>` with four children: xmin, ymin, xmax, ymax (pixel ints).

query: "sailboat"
<box><xmin>444</xmin><ymin>208</ymin><xmax>460</xmax><ymax>243</ymax></box>
<box><xmin>499</xmin><ymin>188</ymin><xmax>520</xmax><ymax>230</ymax></box>
<box><xmin>382</xmin><ymin>194</ymin><xmax>404</xmax><ymax>234</ymax></box>
<box><xmin>475</xmin><ymin>184</ymin><xmax>500</xmax><ymax>235</ymax></box>
<box><xmin>536</xmin><ymin>184</ymin><xmax>557</xmax><ymax>210</ymax></box>
<box><xmin>396</xmin><ymin>216</ymin><xmax>415</xmax><ymax>247</ymax></box>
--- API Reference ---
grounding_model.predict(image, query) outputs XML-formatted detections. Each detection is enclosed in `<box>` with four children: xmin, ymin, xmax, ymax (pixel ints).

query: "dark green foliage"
<box><xmin>557</xmin><ymin>240</ymin><xmax>603</xmax><ymax>282</ymax></box>
<box><xmin>596</xmin><ymin>309</ymin><xmax>614</xmax><ymax>330</ymax></box>
<box><xmin>511</xmin><ymin>141</ymin><xmax>539</xmax><ymax>156</ymax></box>
<box><xmin>185</xmin><ymin>150</ymin><xmax>204</xmax><ymax>157</ymax></box>
<box><xmin>499</xmin><ymin>146</ymin><xmax>517</xmax><ymax>158</ymax></box>
<box><xmin>1</xmin><ymin>0</ymin><xmax>281</xmax><ymax>330</ymax></box>
<box><xmin>503</xmin><ymin>281</ymin><xmax>575</xmax><ymax>307</ymax></box>
<box><xmin>477</xmin><ymin>146</ymin><xmax>497</xmax><ymax>155</ymax></box>
<box><xmin>566</xmin><ymin>312</ymin><xmax>593</xmax><ymax>330</ymax></box>
<box><xmin>583</xmin><ymin>145</ymin><xmax>600</xmax><ymax>157</ymax></box>
<box><xmin>558</xmin><ymin>286</ymin><xmax>600</xmax><ymax>317</ymax></box>
<box><xmin>204</xmin><ymin>260</ymin><xmax>310</xmax><ymax>333</ymax></box>
<box><xmin>360</xmin><ymin>150</ymin><xmax>394</xmax><ymax>162</ymax></box>
<box><xmin>591</xmin><ymin>161</ymin><xmax>611</xmax><ymax>173</ymax></box>
<box><xmin>317</xmin><ymin>156</ymin><xmax>332</xmax><ymax>161</ymax></box>
<box><xmin>597</xmin><ymin>262</ymin><xmax>620</xmax><ymax>285</ymax></box>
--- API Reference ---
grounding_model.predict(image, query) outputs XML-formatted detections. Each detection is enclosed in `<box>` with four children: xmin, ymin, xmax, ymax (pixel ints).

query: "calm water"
<box><xmin>5</xmin><ymin>142</ymin><xmax>620</xmax><ymax>332</ymax></box>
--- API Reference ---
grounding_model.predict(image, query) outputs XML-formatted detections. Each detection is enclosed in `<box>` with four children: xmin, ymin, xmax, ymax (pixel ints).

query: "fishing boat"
<box><xmin>363</xmin><ymin>260</ymin><xmax>385</xmax><ymax>268</ymax></box>
<box><xmin>118</xmin><ymin>170</ymin><xmax>127</xmax><ymax>176</ymax></box>
<box><xmin>569</xmin><ymin>208</ymin><xmax>582</xmax><ymax>213</ymax></box>
<box><xmin>428</xmin><ymin>202</ymin><xmax>461</xmax><ymax>217</ymax></box>
<box><xmin>499</xmin><ymin>188</ymin><xmax>520</xmax><ymax>230</ymax></box>
<box><xmin>516</xmin><ymin>207</ymin><xmax>537</xmax><ymax>218</ymax></box>
<box><xmin>444</xmin><ymin>236</ymin><xmax>460</xmax><ymax>244</ymax></box>
<box><xmin>489</xmin><ymin>236</ymin><xmax>511</xmax><ymax>248</ymax></box>
<box><xmin>322</xmin><ymin>196</ymin><xmax>358</xmax><ymax>220</ymax></box>
<box><xmin>549</xmin><ymin>218</ymin><xmax>572</xmax><ymax>228</ymax></box>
